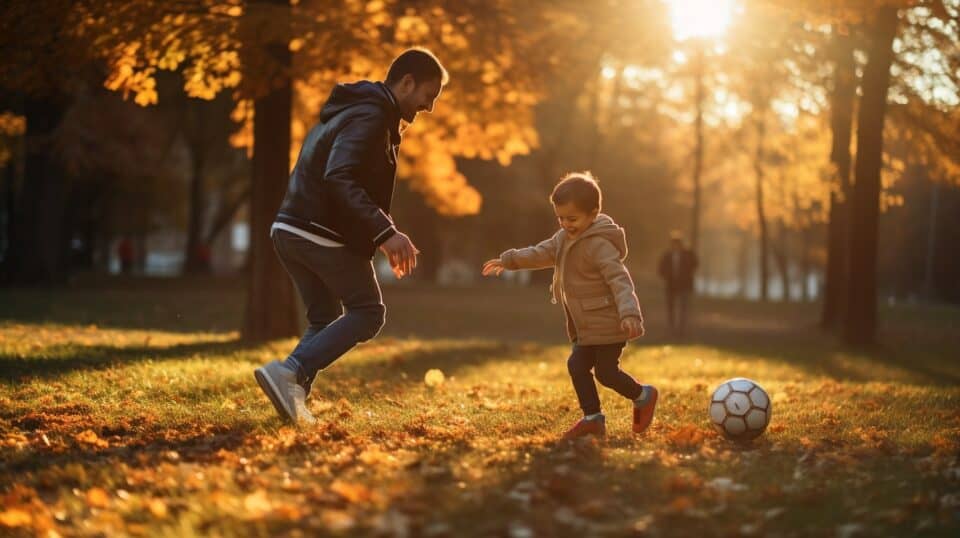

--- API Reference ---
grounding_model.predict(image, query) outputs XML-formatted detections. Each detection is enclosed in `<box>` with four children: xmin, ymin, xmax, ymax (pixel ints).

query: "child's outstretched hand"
<box><xmin>621</xmin><ymin>316</ymin><xmax>644</xmax><ymax>338</ymax></box>
<box><xmin>482</xmin><ymin>259</ymin><xmax>504</xmax><ymax>277</ymax></box>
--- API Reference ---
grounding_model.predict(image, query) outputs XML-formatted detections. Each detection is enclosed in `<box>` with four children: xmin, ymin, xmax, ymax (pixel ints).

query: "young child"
<box><xmin>482</xmin><ymin>172</ymin><xmax>658</xmax><ymax>440</ymax></box>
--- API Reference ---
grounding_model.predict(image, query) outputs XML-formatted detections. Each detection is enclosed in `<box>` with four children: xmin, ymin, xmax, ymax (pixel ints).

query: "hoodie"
<box><xmin>500</xmin><ymin>214</ymin><xmax>644</xmax><ymax>345</ymax></box>
<box><xmin>276</xmin><ymin>81</ymin><xmax>403</xmax><ymax>258</ymax></box>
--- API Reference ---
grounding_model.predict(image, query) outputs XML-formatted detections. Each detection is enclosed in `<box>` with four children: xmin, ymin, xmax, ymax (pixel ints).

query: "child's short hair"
<box><xmin>550</xmin><ymin>171</ymin><xmax>602</xmax><ymax>212</ymax></box>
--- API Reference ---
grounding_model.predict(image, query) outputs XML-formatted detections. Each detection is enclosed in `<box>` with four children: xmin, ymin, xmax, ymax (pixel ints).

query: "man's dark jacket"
<box><xmin>658</xmin><ymin>249</ymin><xmax>698</xmax><ymax>293</ymax></box>
<box><xmin>276</xmin><ymin>81</ymin><xmax>401</xmax><ymax>258</ymax></box>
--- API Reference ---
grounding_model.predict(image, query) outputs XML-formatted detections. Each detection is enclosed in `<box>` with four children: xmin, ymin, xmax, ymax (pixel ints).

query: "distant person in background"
<box><xmin>658</xmin><ymin>231</ymin><xmax>698</xmax><ymax>337</ymax></box>
<box><xmin>117</xmin><ymin>237</ymin><xmax>135</xmax><ymax>275</ymax></box>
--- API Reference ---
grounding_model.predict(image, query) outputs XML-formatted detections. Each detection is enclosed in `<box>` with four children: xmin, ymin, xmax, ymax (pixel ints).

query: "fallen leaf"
<box><xmin>666</xmin><ymin>496</ymin><xmax>693</xmax><ymax>512</ymax></box>
<box><xmin>508</xmin><ymin>521</ymin><xmax>534</xmax><ymax>538</ymax></box>
<box><xmin>86</xmin><ymin>487</ymin><xmax>109</xmax><ymax>508</ymax></box>
<box><xmin>666</xmin><ymin>424</ymin><xmax>706</xmax><ymax>451</ymax></box>
<box><xmin>321</xmin><ymin>509</ymin><xmax>356</xmax><ymax>532</ymax></box>
<box><xmin>330</xmin><ymin>480</ymin><xmax>372</xmax><ymax>504</ymax></box>
<box><xmin>147</xmin><ymin>498</ymin><xmax>168</xmax><ymax>518</ymax></box>
<box><xmin>631</xmin><ymin>514</ymin><xmax>655</xmax><ymax>533</ymax></box>
<box><xmin>75</xmin><ymin>430</ymin><xmax>109</xmax><ymax>449</ymax></box>
<box><xmin>243</xmin><ymin>489</ymin><xmax>272</xmax><ymax>519</ymax></box>
<box><xmin>371</xmin><ymin>509</ymin><xmax>410</xmax><ymax>537</ymax></box>
<box><xmin>277</xmin><ymin>427</ymin><xmax>297</xmax><ymax>448</ymax></box>
<box><xmin>481</xmin><ymin>399</ymin><xmax>499</xmax><ymax>410</ymax></box>
<box><xmin>836</xmin><ymin>523</ymin><xmax>865</xmax><ymax>538</ymax></box>
<box><xmin>706</xmin><ymin>477</ymin><xmax>748</xmax><ymax>493</ymax></box>
<box><xmin>665</xmin><ymin>474</ymin><xmax>703</xmax><ymax>493</ymax></box>
<box><xmin>764</xmin><ymin>507</ymin><xmax>785</xmax><ymax>520</ymax></box>
<box><xmin>272</xmin><ymin>503</ymin><xmax>302</xmax><ymax>520</ymax></box>
<box><xmin>0</xmin><ymin>508</ymin><xmax>32</xmax><ymax>527</ymax></box>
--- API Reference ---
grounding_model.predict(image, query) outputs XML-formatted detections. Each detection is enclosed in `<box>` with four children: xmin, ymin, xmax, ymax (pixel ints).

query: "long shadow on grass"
<box><xmin>0</xmin><ymin>419</ymin><xmax>260</xmax><ymax>477</ymax></box>
<box><xmin>413</xmin><ymin>439</ymin><xmax>685</xmax><ymax>536</ymax></box>
<box><xmin>637</xmin><ymin>323</ymin><xmax>960</xmax><ymax>386</ymax></box>
<box><xmin>405</xmin><ymin>436</ymin><xmax>942</xmax><ymax>537</ymax></box>
<box><xmin>0</xmin><ymin>338</ymin><xmax>250</xmax><ymax>381</ymax></box>
<box><xmin>0</xmin><ymin>282</ymin><xmax>244</xmax><ymax>333</ymax></box>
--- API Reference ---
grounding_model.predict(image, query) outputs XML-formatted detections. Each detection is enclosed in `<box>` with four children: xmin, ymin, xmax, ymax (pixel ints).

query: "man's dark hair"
<box><xmin>385</xmin><ymin>48</ymin><xmax>449</xmax><ymax>86</ymax></box>
<box><xmin>551</xmin><ymin>171</ymin><xmax>602</xmax><ymax>212</ymax></box>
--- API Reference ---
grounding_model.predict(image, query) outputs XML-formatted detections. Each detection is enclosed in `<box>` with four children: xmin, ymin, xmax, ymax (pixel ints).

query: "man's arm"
<box><xmin>321</xmin><ymin>105</ymin><xmax>396</xmax><ymax>247</ymax></box>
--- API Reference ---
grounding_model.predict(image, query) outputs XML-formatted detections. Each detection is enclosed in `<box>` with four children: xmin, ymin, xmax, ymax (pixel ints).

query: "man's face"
<box><xmin>671</xmin><ymin>238</ymin><xmax>683</xmax><ymax>251</ymax></box>
<box><xmin>395</xmin><ymin>74</ymin><xmax>443</xmax><ymax>123</ymax></box>
<box><xmin>554</xmin><ymin>202</ymin><xmax>598</xmax><ymax>239</ymax></box>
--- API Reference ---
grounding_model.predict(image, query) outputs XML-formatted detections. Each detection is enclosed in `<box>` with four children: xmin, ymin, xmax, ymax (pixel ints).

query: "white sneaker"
<box><xmin>291</xmin><ymin>384</ymin><xmax>316</xmax><ymax>425</ymax></box>
<box><xmin>254</xmin><ymin>361</ymin><xmax>299</xmax><ymax>423</ymax></box>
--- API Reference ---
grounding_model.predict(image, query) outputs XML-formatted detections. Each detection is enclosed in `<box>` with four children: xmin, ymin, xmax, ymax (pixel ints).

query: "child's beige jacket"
<box><xmin>499</xmin><ymin>214</ymin><xmax>643</xmax><ymax>345</ymax></box>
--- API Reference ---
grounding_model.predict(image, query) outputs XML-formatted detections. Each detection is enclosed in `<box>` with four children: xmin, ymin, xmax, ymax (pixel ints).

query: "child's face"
<box><xmin>554</xmin><ymin>202</ymin><xmax>598</xmax><ymax>239</ymax></box>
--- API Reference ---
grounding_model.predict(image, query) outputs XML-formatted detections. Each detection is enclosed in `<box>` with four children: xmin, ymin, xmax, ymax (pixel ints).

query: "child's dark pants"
<box><xmin>567</xmin><ymin>342</ymin><xmax>644</xmax><ymax>415</ymax></box>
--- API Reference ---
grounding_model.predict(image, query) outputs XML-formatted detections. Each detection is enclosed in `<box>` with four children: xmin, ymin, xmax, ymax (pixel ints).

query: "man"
<box><xmin>657</xmin><ymin>231</ymin><xmax>698</xmax><ymax>337</ymax></box>
<box><xmin>254</xmin><ymin>48</ymin><xmax>448</xmax><ymax>424</ymax></box>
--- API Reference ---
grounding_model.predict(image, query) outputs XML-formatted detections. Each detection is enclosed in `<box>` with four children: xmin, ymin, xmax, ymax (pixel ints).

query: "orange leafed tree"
<box><xmin>80</xmin><ymin>0</ymin><xmax>556</xmax><ymax>339</ymax></box>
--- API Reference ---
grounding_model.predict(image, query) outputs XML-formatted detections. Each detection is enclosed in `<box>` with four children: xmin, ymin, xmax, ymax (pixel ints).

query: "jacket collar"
<box><xmin>378</xmin><ymin>82</ymin><xmax>403</xmax><ymax>145</ymax></box>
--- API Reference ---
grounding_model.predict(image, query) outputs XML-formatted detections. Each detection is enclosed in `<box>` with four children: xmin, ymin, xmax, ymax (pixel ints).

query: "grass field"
<box><xmin>1</xmin><ymin>279</ymin><xmax>958</xmax><ymax>537</ymax></box>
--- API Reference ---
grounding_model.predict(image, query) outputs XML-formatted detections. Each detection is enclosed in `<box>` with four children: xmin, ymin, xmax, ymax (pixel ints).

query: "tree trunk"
<box><xmin>586</xmin><ymin>77</ymin><xmax>602</xmax><ymax>171</ymax></box>
<box><xmin>754</xmin><ymin>112</ymin><xmax>769</xmax><ymax>302</ymax></box>
<box><xmin>738</xmin><ymin>230</ymin><xmax>750</xmax><ymax>298</ymax></box>
<box><xmin>690</xmin><ymin>44</ymin><xmax>705</xmax><ymax>257</ymax></box>
<box><xmin>773</xmin><ymin>220</ymin><xmax>790</xmax><ymax>302</ymax></box>
<box><xmin>1</xmin><ymin>142</ymin><xmax>17</xmax><ymax>268</ymax></box>
<box><xmin>241</xmin><ymin>0</ymin><xmax>299</xmax><ymax>341</ymax></box>
<box><xmin>794</xmin><ymin>177</ymin><xmax>811</xmax><ymax>303</ymax></box>
<box><xmin>205</xmin><ymin>184</ymin><xmax>251</xmax><ymax>245</ymax></box>
<box><xmin>844</xmin><ymin>8</ymin><xmax>899</xmax><ymax>346</ymax></box>
<box><xmin>923</xmin><ymin>180</ymin><xmax>939</xmax><ymax>300</ymax></box>
<box><xmin>183</xmin><ymin>137</ymin><xmax>208</xmax><ymax>274</ymax></box>
<box><xmin>801</xmin><ymin>225</ymin><xmax>811</xmax><ymax>302</ymax></box>
<box><xmin>181</xmin><ymin>93</ymin><xmax>239</xmax><ymax>274</ymax></box>
<box><xmin>821</xmin><ymin>33</ymin><xmax>857</xmax><ymax>329</ymax></box>
<box><xmin>1</xmin><ymin>98</ymin><xmax>68</xmax><ymax>285</ymax></box>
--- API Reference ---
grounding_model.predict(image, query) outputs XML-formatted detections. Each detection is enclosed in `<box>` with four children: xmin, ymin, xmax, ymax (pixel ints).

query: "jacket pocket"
<box><xmin>581</xmin><ymin>295</ymin><xmax>615</xmax><ymax>311</ymax></box>
<box><xmin>578</xmin><ymin>295</ymin><xmax>620</xmax><ymax>330</ymax></box>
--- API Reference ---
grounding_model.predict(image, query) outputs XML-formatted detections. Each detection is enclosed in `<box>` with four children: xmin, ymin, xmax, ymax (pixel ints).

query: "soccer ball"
<box><xmin>708</xmin><ymin>378</ymin><xmax>771</xmax><ymax>441</ymax></box>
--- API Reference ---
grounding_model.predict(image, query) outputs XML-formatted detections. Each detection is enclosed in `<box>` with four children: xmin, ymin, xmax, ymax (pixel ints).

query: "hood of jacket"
<box><xmin>572</xmin><ymin>213</ymin><xmax>628</xmax><ymax>259</ymax></box>
<box><xmin>319</xmin><ymin>80</ymin><xmax>401</xmax><ymax>144</ymax></box>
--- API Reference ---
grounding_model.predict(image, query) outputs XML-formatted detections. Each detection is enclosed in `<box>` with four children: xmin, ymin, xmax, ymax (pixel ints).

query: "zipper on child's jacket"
<box><xmin>551</xmin><ymin>234</ymin><xmax>573</xmax><ymax>304</ymax></box>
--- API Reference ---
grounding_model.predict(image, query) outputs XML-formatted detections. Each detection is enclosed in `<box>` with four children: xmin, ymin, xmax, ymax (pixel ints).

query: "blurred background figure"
<box><xmin>116</xmin><ymin>237</ymin><xmax>135</xmax><ymax>276</ymax></box>
<box><xmin>658</xmin><ymin>230</ymin><xmax>698</xmax><ymax>337</ymax></box>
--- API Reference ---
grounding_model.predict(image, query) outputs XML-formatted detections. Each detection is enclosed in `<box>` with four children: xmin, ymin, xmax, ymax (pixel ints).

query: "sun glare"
<box><xmin>669</xmin><ymin>0</ymin><xmax>734</xmax><ymax>41</ymax></box>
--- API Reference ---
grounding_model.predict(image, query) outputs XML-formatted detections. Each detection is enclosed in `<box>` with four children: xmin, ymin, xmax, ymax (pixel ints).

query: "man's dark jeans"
<box><xmin>272</xmin><ymin>229</ymin><xmax>385</xmax><ymax>392</ymax></box>
<box><xmin>567</xmin><ymin>342</ymin><xmax>643</xmax><ymax>416</ymax></box>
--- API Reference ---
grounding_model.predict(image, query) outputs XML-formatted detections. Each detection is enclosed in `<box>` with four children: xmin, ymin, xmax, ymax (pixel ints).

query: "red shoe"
<box><xmin>562</xmin><ymin>415</ymin><xmax>606</xmax><ymax>440</ymax></box>
<box><xmin>633</xmin><ymin>386</ymin><xmax>659</xmax><ymax>434</ymax></box>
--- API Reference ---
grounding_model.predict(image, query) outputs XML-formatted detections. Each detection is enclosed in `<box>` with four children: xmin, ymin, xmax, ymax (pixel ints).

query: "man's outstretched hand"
<box><xmin>380</xmin><ymin>231</ymin><xmax>419</xmax><ymax>279</ymax></box>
